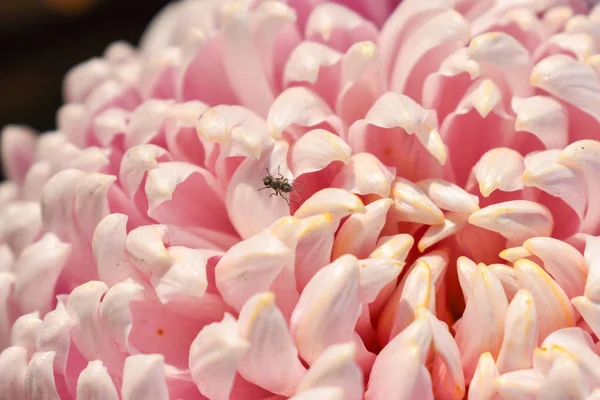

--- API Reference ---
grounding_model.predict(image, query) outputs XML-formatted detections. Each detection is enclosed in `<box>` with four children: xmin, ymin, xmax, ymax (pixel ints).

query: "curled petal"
<box><xmin>390</xmin><ymin>177</ymin><xmax>444</xmax><ymax>225</ymax></box>
<box><xmin>189</xmin><ymin>314</ymin><xmax>249</xmax><ymax>400</ymax></box>
<box><xmin>523</xmin><ymin>237</ymin><xmax>587</xmax><ymax>299</ymax></box>
<box><xmin>390</xmin><ymin>10</ymin><xmax>470</xmax><ymax>98</ymax></box>
<box><xmin>14</xmin><ymin>233</ymin><xmax>71</xmax><ymax>315</ymax></box>
<box><xmin>488</xmin><ymin>264</ymin><xmax>518</xmax><ymax>302</ymax></box>
<box><xmin>531</xmin><ymin>55</ymin><xmax>600</xmax><ymax>122</ymax></box>
<box><xmin>494</xmin><ymin>369</ymin><xmax>542</xmax><ymax>399</ymax></box>
<box><xmin>558</xmin><ymin>140</ymin><xmax>600</xmax><ymax>233</ymax></box>
<box><xmin>236</xmin><ymin>292</ymin><xmax>306</xmax><ymax>395</ymax></box>
<box><xmin>291</xmin><ymin>255</ymin><xmax>366</xmax><ymax>365</ymax></box>
<box><xmin>11</xmin><ymin>312</ymin><xmax>41</xmax><ymax>357</ymax></box>
<box><xmin>0</xmin><ymin>201</ymin><xmax>42</xmax><ymax>255</ymax></box>
<box><xmin>332</xmin><ymin>198</ymin><xmax>393</xmax><ymax>259</ymax></box>
<box><xmin>457</xmin><ymin>256</ymin><xmax>477</xmax><ymax>302</ymax></box>
<box><xmin>572</xmin><ymin>297</ymin><xmax>600</xmax><ymax>340</ymax></box>
<box><xmin>119</xmin><ymin>144</ymin><xmax>170</xmax><ymax>197</ymax></box>
<box><xmin>290</xmin><ymin>129</ymin><xmax>351</xmax><ymax>177</ymax></box>
<box><xmin>92</xmin><ymin>213</ymin><xmax>141</xmax><ymax>287</ymax></box>
<box><xmin>124</xmin><ymin>100</ymin><xmax>172</xmax><ymax>148</ymax></box>
<box><xmin>424</xmin><ymin>309</ymin><xmax>465</xmax><ymax>400</ymax></box>
<box><xmin>145</xmin><ymin>162</ymin><xmax>230</xmax><ymax>232</ymax></box>
<box><xmin>26</xmin><ymin>352</ymin><xmax>60</xmax><ymax>400</ymax></box>
<box><xmin>0</xmin><ymin>346</ymin><xmax>27</xmax><ymax>400</ymax></box>
<box><xmin>472</xmin><ymin>148</ymin><xmax>524</xmax><ymax>197</ymax></box>
<box><xmin>538</xmin><ymin>356</ymin><xmax>586</xmax><ymax>400</ymax></box>
<box><xmin>468</xmin><ymin>32</ymin><xmax>532</xmax><ymax>97</ymax></box>
<box><xmin>0</xmin><ymin>273</ymin><xmax>13</xmax><ymax>348</ymax></box>
<box><xmin>370</xmin><ymin>234</ymin><xmax>414</xmax><ymax>261</ymax></box>
<box><xmin>455</xmin><ymin>264</ymin><xmax>508</xmax><ymax>382</ymax></box>
<box><xmin>196</xmin><ymin>105</ymin><xmax>274</xmax><ymax>159</ymax></box>
<box><xmin>295</xmin><ymin>213</ymin><xmax>337</xmax><ymax>290</ymax></box>
<box><xmin>512</xmin><ymin>96</ymin><xmax>568</xmax><ymax>150</ymax></box>
<box><xmin>389</xmin><ymin>260</ymin><xmax>436</xmax><ymax>339</ymax></box>
<box><xmin>416</xmin><ymin>179</ymin><xmax>479</xmax><ymax>213</ymax></box>
<box><xmin>215</xmin><ymin>231</ymin><xmax>293</xmax><ymax>312</ymax></box>
<box><xmin>497</xmin><ymin>289</ymin><xmax>538</xmax><ymax>374</ymax></box>
<box><xmin>297</xmin><ymin>342</ymin><xmax>363</xmax><ymax>400</ymax></box>
<box><xmin>76</xmin><ymin>360</ymin><xmax>119</xmax><ymax>400</ymax></box>
<box><xmin>295</xmin><ymin>189</ymin><xmax>364</xmax><ymax>220</ymax></box>
<box><xmin>514</xmin><ymin>259</ymin><xmax>575</xmax><ymax>342</ymax></box>
<box><xmin>267</xmin><ymin>87</ymin><xmax>342</xmax><ymax>139</ymax></box>
<box><xmin>36</xmin><ymin>301</ymin><xmax>75</xmax><ymax>375</ymax></box>
<box><xmin>74</xmin><ymin>173</ymin><xmax>116</xmax><ymax>242</ymax></box>
<box><xmin>367</xmin><ymin>315</ymin><xmax>434</xmax><ymax>400</ymax></box>
<box><xmin>121</xmin><ymin>354</ymin><xmax>168</xmax><ymax>400</ymax></box>
<box><xmin>418</xmin><ymin>212</ymin><xmax>470</xmax><ymax>252</ymax></box>
<box><xmin>468</xmin><ymin>200</ymin><xmax>553</xmax><ymax>243</ymax></box>
<box><xmin>283</xmin><ymin>41</ymin><xmax>342</xmax><ymax>87</ymax></box>
<box><xmin>468</xmin><ymin>353</ymin><xmax>499</xmax><ymax>400</ymax></box>
<box><xmin>305</xmin><ymin>3</ymin><xmax>378</xmax><ymax>52</ymax></box>
<box><xmin>523</xmin><ymin>149</ymin><xmax>587</xmax><ymax>221</ymax></box>
<box><xmin>330</xmin><ymin>152</ymin><xmax>395</xmax><ymax>197</ymax></box>
<box><xmin>1</xmin><ymin>125</ymin><xmax>36</xmax><ymax>185</ymax></box>
<box><xmin>358</xmin><ymin>258</ymin><xmax>404</xmax><ymax>304</ymax></box>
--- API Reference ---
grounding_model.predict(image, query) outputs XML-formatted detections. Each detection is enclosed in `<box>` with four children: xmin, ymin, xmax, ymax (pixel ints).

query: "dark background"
<box><xmin>0</xmin><ymin>0</ymin><xmax>172</xmax><ymax>179</ymax></box>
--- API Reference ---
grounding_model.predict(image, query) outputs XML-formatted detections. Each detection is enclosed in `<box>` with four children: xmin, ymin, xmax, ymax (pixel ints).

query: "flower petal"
<box><xmin>468</xmin><ymin>353</ymin><xmax>499</xmax><ymax>400</ymax></box>
<box><xmin>290</xmin><ymin>129</ymin><xmax>351</xmax><ymax>177</ymax></box>
<box><xmin>221</xmin><ymin>3</ymin><xmax>274</xmax><ymax>116</ymax></box>
<box><xmin>332</xmin><ymin>198</ymin><xmax>393</xmax><ymax>259</ymax></box>
<box><xmin>267</xmin><ymin>87</ymin><xmax>342</xmax><ymax>140</ymax></box>
<box><xmin>468</xmin><ymin>200</ymin><xmax>553</xmax><ymax>243</ymax></box>
<box><xmin>76</xmin><ymin>360</ymin><xmax>119</xmax><ymax>400</ymax></box>
<box><xmin>347</xmin><ymin>92</ymin><xmax>447</xmax><ymax>181</ymax></box>
<box><xmin>557</xmin><ymin>140</ymin><xmax>600</xmax><ymax>233</ymax></box>
<box><xmin>357</xmin><ymin>257</ymin><xmax>404</xmax><ymax>305</ymax></box>
<box><xmin>523</xmin><ymin>149</ymin><xmax>587</xmax><ymax>221</ymax></box>
<box><xmin>296</xmin><ymin>342</ymin><xmax>363</xmax><ymax>400</ymax></box>
<box><xmin>294</xmin><ymin>213</ymin><xmax>337</xmax><ymax>290</ymax></box>
<box><xmin>416</xmin><ymin>179</ymin><xmax>480</xmax><ymax>213</ymax></box>
<box><xmin>36</xmin><ymin>301</ymin><xmax>75</xmax><ymax>375</ymax></box>
<box><xmin>0</xmin><ymin>346</ymin><xmax>28</xmax><ymax>400</ymax></box>
<box><xmin>305</xmin><ymin>3</ymin><xmax>377</xmax><ymax>52</ymax></box>
<box><xmin>330</xmin><ymin>152</ymin><xmax>395</xmax><ymax>197</ymax></box>
<box><xmin>189</xmin><ymin>314</ymin><xmax>249</xmax><ymax>400</ymax></box>
<box><xmin>472</xmin><ymin>148</ymin><xmax>524</xmax><ymax>197</ymax></box>
<box><xmin>494</xmin><ymin>369</ymin><xmax>542</xmax><ymax>399</ymax></box>
<box><xmin>14</xmin><ymin>233</ymin><xmax>71</xmax><ymax>315</ymax></box>
<box><xmin>390</xmin><ymin>10</ymin><xmax>470</xmax><ymax>101</ymax></box>
<box><xmin>537</xmin><ymin>355</ymin><xmax>587</xmax><ymax>400</ymax></box>
<box><xmin>290</xmin><ymin>387</ymin><xmax>343</xmax><ymax>400</ymax></box>
<box><xmin>196</xmin><ymin>105</ymin><xmax>274</xmax><ymax>160</ymax></box>
<box><xmin>531</xmin><ymin>54</ymin><xmax>600</xmax><ymax>122</ymax></box>
<box><xmin>366</xmin><ymin>314</ymin><xmax>434</xmax><ymax>400</ymax></box>
<box><xmin>523</xmin><ymin>237</ymin><xmax>587</xmax><ymax>299</ymax></box>
<box><xmin>121</xmin><ymin>354</ymin><xmax>169</xmax><ymax>400</ymax></box>
<box><xmin>512</xmin><ymin>96</ymin><xmax>568</xmax><ymax>150</ymax></box>
<box><xmin>291</xmin><ymin>255</ymin><xmax>369</xmax><ymax>366</ymax></box>
<box><xmin>236</xmin><ymin>292</ymin><xmax>306</xmax><ymax>395</ymax></box>
<box><xmin>514</xmin><ymin>259</ymin><xmax>575</xmax><ymax>343</ymax></box>
<box><xmin>215</xmin><ymin>230</ymin><xmax>293</xmax><ymax>313</ymax></box>
<box><xmin>418</xmin><ymin>212</ymin><xmax>470</xmax><ymax>252</ymax></box>
<box><xmin>390</xmin><ymin>177</ymin><xmax>444</xmax><ymax>225</ymax></box>
<box><xmin>455</xmin><ymin>263</ymin><xmax>508</xmax><ymax>382</ymax></box>
<box><xmin>294</xmin><ymin>188</ymin><xmax>365</xmax><ymax>220</ymax></box>
<box><xmin>26</xmin><ymin>351</ymin><xmax>60</xmax><ymax>400</ymax></box>
<box><xmin>1</xmin><ymin>125</ymin><xmax>37</xmax><ymax>185</ymax></box>
<box><xmin>496</xmin><ymin>289</ymin><xmax>538</xmax><ymax>374</ymax></box>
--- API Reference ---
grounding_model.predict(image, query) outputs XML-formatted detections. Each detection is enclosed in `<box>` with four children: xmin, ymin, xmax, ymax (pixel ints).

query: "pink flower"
<box><xmin>3</xmin><ymin>0</ymin><xmax>600</xmax><ymax>398</ymax></box>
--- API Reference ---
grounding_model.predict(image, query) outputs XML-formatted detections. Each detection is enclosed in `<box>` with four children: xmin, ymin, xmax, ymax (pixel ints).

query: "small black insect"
<box><xmin>259</xmin><ymin>167</ymin><xmax>298</xmax><ymax>206</ymax></box>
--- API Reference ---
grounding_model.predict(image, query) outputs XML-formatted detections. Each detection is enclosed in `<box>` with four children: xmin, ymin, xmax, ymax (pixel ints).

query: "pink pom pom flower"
<box><xmin>2</xmin><ymin>0</ymin><xmax>600</xmax><ymax>399</ymax></box>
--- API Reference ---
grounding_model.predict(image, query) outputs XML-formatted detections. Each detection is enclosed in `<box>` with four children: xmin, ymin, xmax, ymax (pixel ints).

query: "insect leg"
<box><xmin>277</xmin><ymin>166</ymin><xmax>284</xmax><ymax>178</ymax></box>
<box><xmin>258</xmin><ymin>187</ymin><xmax>270</xmax><ymax>191</ymax></box>
<box><xmin>281</xmin><ymin>194</ymin><xmax>290</xmax><ymax>206</ymax></box>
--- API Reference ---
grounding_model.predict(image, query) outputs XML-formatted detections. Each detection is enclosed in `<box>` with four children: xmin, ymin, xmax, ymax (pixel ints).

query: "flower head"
<box><xmin>2</xmin><ymin>0</ymin><xmax>600</xmax><ymax>399</ymax></box>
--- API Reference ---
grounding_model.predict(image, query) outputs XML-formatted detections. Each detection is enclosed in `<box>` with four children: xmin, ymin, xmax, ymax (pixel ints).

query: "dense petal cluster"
<box><xmin>2</xmin><ymin>0</ymin><xmax>600</xmax><ymax>399</ymax></box>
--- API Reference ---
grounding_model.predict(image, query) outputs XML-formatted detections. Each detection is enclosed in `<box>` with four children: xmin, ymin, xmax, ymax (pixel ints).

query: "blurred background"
<box><xmin>0</xmin><ymin>0</ymin><xmax>172</xmax><ymax>179</ymax></box>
